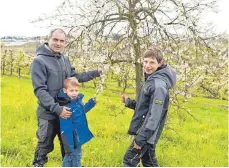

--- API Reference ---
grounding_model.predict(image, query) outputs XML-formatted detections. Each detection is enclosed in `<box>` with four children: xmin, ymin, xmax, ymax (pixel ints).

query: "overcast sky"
<box><xmin>0</xmin><ymin>0</ymin><xmax>228</xmax><ymax>37</ymax></box>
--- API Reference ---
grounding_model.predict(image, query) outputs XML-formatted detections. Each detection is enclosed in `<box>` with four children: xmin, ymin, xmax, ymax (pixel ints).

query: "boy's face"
<box><xmin>64</xmin><ymin>85</ymin><xmax>80</xmax><ymax>99</ymax></box>
<box><xmin>143</xmin><ymin>57</ymin><xmax>162</xmax><ymax>74</ymax></box>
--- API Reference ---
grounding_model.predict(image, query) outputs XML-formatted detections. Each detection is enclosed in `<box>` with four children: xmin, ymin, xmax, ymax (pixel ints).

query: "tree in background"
<box><xmin>31</xmin><ymin>0</ymin><xmax>227</xmax><ymax>101</ymax></box>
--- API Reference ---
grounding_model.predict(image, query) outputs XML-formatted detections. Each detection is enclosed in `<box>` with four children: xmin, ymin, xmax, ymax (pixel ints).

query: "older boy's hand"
<box><xmin>122</xmin><ymin>94</ymin><xmax>128</xmax><ymax>103</ymax></box>
<box><xmin>134</xmin><ymin>141</ymin><xmax>141</xmax><ymax>150</ymax></box>
<box><xmin>60</xmin><ymin>107</ymin><xmax>72</xmax><ymax>119</ymax></box>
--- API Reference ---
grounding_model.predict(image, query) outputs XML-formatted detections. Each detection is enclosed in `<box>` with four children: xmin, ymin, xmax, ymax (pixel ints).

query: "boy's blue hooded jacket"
<box><xmin>56</xmin><ymin>89</ymin><xmax>96</xmax><ymax>153</ymax></box>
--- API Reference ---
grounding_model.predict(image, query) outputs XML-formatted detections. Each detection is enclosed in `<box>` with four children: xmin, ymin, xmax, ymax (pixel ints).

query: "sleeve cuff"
<box><xmin>135</xmin><ymin>128</ymin><xmax>153</xmax><ymax>147</ymax></box>
<box><xmin>54</xmin><ymin>106</ymin><xmax>63</xmax><ymax>116</ymax></box>
<box><xmin>89</xmin><ymin>98</ymin><xmax>96</xmax><ymax>106</ymax></box>
<box><xmin>125</xmin><ymin>98</ymin><xmax>131</xmax><ymax>107</ymax></box>
<box><xmin>95</xmin><ymin>70</ymin><xmax>101</xmax><ymax>77</ymax></box>
<box><xmin>135</xmin><ymin>135</ymin><xmax>147</xmax><ymax>147</ymax></box>
<box><xmin>128</xmin><ymin>130</ymin><xmax>137</xmax><ymax>135</ymax></box>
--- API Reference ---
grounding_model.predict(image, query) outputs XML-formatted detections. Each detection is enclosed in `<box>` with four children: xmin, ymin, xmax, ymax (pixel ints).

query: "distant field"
<box><xmin>1</xmin><ymin>76</ymin><xmax>228</xmax><ymax>167</ymax></box>
<box><xmin>1</xmin><ymin>42</ymin><xmax>37</xmax><ymax>54</ymax></box>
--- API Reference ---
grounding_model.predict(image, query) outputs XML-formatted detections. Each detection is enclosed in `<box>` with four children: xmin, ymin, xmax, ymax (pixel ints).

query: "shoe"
<box><xmin>33</xmin><ymin>163</ymin><xmax>44</xmax><ymax>167</ymax></box>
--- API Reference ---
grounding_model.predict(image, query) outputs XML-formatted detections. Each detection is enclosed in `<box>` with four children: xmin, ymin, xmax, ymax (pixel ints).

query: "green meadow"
<box><xmin>1</xmin><ymin>76</ymin><xmax>228</xmax><ymax>167</ymax></box>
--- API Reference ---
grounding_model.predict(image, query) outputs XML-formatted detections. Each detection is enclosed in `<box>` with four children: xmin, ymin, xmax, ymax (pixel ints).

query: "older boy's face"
<box><xmin>48</xmin><ymin>30</ymin><xmax>66</xmax><ymax>54</ymax></box>
<box><xmin>143</xmin><ymin>57</ymin><xmax>162</xmax><ymax>74</ymax></box>
<box><xmin>64</xmin><ymin>86</ymin><xmax>80</xmax><ymax>99</ymax></box>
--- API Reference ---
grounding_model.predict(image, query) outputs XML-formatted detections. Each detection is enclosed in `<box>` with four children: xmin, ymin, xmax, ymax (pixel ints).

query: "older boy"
<box><xmin>122</xmin><ymin>47</ymin><xmax>176</xmax><ymax>166</ymax></box>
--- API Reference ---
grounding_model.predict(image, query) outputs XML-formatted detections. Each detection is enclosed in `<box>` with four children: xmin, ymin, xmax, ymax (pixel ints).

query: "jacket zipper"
<box><xmin>55</xmin><ymin>56</ymin><xmax>64</xmax><ymax>87</ymax></box>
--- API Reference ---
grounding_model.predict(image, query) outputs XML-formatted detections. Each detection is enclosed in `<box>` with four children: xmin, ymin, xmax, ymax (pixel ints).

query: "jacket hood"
<box><xmin>147</xmin><ymin>64</ymin><xmax>176</xmax><ymax>89</ymax></box>
<box><xmin>36</xmin><ymin>43</ymin><xmax>62</xmax><ymax>57</ymax></box>
<box><xmin>55</xmin><ymin>89</ymin><xmax>84</xmax><ymax>106</ymax></box>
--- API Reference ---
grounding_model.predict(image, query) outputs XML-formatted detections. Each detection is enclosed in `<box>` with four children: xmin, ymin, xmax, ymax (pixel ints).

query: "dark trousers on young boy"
<box><xmin>123</xmin><ymin>141</ymin><xmax>159</xmax><ymax>167</ymax></box>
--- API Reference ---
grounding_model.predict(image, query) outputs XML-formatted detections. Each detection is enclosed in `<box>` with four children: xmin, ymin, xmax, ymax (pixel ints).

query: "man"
<box><xmin>122</xmin><ymin>47</ymin><xmax>176</xmax><ymax>167</ymax></box>
<box><xmin>31</xmin><ymin>28</ymin><xmax>101</xmax><ymax>167</ymax></box>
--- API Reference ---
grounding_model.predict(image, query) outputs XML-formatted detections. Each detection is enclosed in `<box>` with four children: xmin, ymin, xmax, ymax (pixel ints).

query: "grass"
<box><xmin>1</xmin><ymin>76</ymin><xmax>228</xmax><ymax>167</ymax></box>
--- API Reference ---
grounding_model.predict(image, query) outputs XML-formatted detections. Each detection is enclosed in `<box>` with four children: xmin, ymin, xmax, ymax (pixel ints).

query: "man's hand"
<box><xmin>97</xmin><ymin>69</ymin><xmax>103</xmax><ymax>75</ymax></box>
<box><xmin>122</xmin><ymin>94</ymin><xmax>128</xmax><ymax>103</ymax></box>
<box><xmin>60</xmin><ymin>107</ymin><xmax>72</xmax><ymax>119</ymax></box>
<box><xmin>134</xmin><ymin>141</ymin><xmax>141</xmax><ymax>150</ymax></box>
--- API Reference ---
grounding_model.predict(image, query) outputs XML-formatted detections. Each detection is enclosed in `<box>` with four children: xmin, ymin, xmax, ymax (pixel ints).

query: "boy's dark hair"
<box><xmin>143</xmin><ymin>46</ymin><xmax>164</xmax><ymax>63</ymax></box>
<box><xmin>64</xmin><ymin>77</ymin><xmax>80</xmax><ymax>89</ymax></box>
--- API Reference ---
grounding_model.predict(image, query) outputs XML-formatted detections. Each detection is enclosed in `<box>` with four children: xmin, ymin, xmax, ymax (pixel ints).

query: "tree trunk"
<box><xmin>133</xmin><ymin>38</ymin><xmax>142</xmax><ymax>98</ymax></box>
<box><xmin>122</xmin><ymin>75</ymin><xmax>128</xmax><ymax>93</ymax></box>
<box><xmin>2</xmin><ymin>50</ymin><xmax>7</xmax><ymax>75</ymax></box>
<box><xmin>129</xmin><ymin>3</ymin><xmax>142</xmax><ymax>99</ymax></box>
<box><xmin>18</xmin><ymin>68</ymin><xmax>21</xmax><ymax>78</ymax></box>
<box><xmin>10</xmin><ymin>64</ymin><xmax>13</xmax><ymax>76</ymax></box>
<box><xmin>1</xmin><ymin>63</ymin><xmax>5</xmax><ymax>75</ymax></box>
<box><xmin>118</xmin><ymin>79</ymin><xmax>121</xmax><ymax>87</ymax></box>
<box><xmin>10</xmin><ymin>50</ymin><xmax>14</xmax><ymax>76</ymax></box>
<box><xmin>135</xmin><ymin>62</ymin><xmax>142</xmax><ymax>98</ymax></box>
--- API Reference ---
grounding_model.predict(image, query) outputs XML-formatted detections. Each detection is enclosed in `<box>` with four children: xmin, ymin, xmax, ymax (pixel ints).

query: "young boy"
<box><xmin>122</xmin><ymin>47</ymin><xmax>176</xmax><ymax>166</ymax></box>
<box><xmin>56</xmin><ymin>77</ymin><xmax>96</xmax><ymax>167</ymax></box>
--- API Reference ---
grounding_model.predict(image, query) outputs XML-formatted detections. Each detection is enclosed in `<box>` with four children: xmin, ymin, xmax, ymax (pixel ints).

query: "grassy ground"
<box><xmin>1</xmin><ymin>76</ymin><xmax>228</xmax><ymax>167</ymax></box>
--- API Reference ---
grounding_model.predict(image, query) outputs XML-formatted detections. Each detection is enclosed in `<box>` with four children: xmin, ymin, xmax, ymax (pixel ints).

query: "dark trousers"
<box><xmin>123</xmin><ymin>141</ymin><xmax>159</xmax><ymax>167</ymax></box>
<box><xmin>32</xmin><ymin>118</ymin><xmax>65</xmax><ymax>166</ymax></box>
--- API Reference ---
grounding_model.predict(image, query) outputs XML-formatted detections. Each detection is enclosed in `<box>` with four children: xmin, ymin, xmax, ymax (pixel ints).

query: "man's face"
<box><xmin>64</xmin><ymin>86</ymin><xmax>80</xmax><ymax>99</ymax></box>
<box><xmin>143</xmin><ymin>57</ymin><xmax>162</xmax><ymax>74</ymax></box>
<box><xmin>48</xmin><ymin>30</ymin><xmax>66</xmax><ymax>53</ymax></box>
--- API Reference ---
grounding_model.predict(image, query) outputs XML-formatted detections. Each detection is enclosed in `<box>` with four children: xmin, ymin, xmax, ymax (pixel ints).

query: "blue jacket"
<box><xmin>56</xmin><ymin>89</ymin><xmax>96</xmax><ymax>152</ymax></box>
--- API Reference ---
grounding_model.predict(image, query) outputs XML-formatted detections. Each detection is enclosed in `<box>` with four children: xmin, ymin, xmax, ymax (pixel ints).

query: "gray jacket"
<box><xmin>31</xmin><ymin>43</ymin><xmax>100</xmax><ymax>120</ymax></box>
<box><xmin>125</xmin><ymin>64</ymin><xmax>176</xmax><ymax>147</ymax></box>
